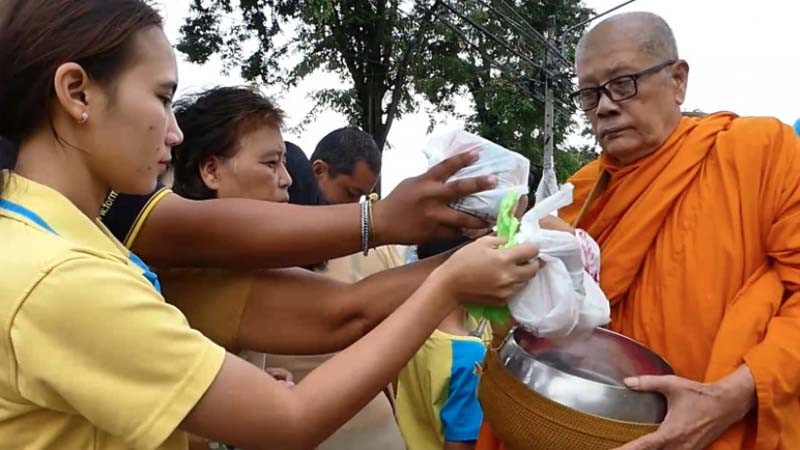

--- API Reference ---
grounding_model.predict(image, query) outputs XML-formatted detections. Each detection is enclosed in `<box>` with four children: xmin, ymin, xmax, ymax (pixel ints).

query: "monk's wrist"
<box><xmin>717</xmin><ymin>364</ymin><xmax>757</xmax><ymax>421</ymax></box>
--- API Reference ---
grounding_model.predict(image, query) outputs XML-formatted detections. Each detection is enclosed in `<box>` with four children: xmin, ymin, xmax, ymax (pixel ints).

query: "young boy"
<box><xmin>396</xmin><ymin>218</ymin><xmax>602</xmax><ymax>450</ymax></box>
<box><xmin>396</xmin><ymin>237</ymin><xmax>491</xmax><ymax>450</ymax></box>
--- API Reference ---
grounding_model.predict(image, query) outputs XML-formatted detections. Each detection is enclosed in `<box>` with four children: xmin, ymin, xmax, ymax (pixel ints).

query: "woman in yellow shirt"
<box><xmin>0</xmin><ymin>1</ymin><xmax>541</xmax><ymax>449</ymax></box>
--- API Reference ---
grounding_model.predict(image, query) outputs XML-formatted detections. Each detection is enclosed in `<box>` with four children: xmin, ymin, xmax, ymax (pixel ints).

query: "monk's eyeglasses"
<box><xmin>571</xmin><ymin>61</ymin><xmax>676</xmax><ymax>111</ymax></box>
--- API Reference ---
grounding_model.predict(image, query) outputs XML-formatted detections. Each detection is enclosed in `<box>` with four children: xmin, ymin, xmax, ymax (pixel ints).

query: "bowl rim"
<box><xmin>484</xmin><ymin>348</ymin><xmax>665</xmax><ymax>428</ymax></box>
<box><xmin>506</xmin><ymin>327</ymin><xmax>674</xmax><ymax>393</ymax></box>
<box><xmin>501</xmin><ymin>329</ymin><xmax>672</xmax><ymax>423</ymax></box>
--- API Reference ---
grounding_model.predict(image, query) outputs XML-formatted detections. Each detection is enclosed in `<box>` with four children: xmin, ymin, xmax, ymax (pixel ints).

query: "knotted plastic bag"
<box><xmin>423</xmin><ymin>130</ymin><xmax>530</xmax><ymax>221</ymax></box>
<box><xmin>465</xmin><ymin>192</ymin><xmax>521</xmax><ymax>324</ymax></box>
<box><xmin>509</xmin><ymin>183</ymin><xmax>611</xmax><ymax>338</ymax></box>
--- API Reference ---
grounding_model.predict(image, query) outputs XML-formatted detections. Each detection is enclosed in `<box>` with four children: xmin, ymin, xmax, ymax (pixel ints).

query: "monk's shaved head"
<box><xmin>577</xmin><ymin>12</ymin><xmax>678</xmax><ymax>62</ymax></box>
<box><xmin>574</xmin><ymin>12</ymin><xmax>688</xmax><ymax>165</ymax></box>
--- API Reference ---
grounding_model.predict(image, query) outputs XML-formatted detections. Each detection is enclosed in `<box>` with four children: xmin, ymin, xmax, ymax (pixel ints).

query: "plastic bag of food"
<box><xmin>509</xmin><ymin>183</ymin><xmax>611</xmax><ymax>338</ymax></box>
<box><xmin>423</xmin><ymin>130</ymin><xmax>530</xmax><ymax>221</ymax></box>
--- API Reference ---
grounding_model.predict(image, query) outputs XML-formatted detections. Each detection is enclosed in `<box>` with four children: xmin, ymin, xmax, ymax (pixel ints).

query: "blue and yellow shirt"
<box><xmin>396</xmin><ymin>315</ymin><xmax>490</xmax><ymax>450</ymax></box>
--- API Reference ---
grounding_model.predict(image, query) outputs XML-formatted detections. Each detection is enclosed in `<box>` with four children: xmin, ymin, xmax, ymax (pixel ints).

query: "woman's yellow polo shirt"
<box><xmin>0</xmin><ymin>172</ymin><xmax>225</xmax><ymax>450</ymax></box>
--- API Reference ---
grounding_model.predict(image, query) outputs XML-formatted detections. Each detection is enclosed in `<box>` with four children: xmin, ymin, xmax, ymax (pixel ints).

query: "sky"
<box><xmin>161</xmin><ymin>0</ymin><xmax>800</xmax><ymax>193</ymax></box>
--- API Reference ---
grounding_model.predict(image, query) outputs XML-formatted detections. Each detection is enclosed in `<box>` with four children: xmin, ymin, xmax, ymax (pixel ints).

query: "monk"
<box><xmin>477</xmin><ymin>12</ymin><xmax>800</xmax><ymax>450</ymax></box>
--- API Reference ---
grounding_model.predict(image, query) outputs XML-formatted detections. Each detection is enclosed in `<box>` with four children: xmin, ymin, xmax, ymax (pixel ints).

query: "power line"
<box><xmin>561</xmin><ymin>0</ymin><xmax>638</xmax><ymax>36</ymax></box>
<box><xmin>436</xmin><ymin>15</ymin><xmax>574</xmax><ymax>118</ymax></box>
<box><xmin>437</xmin><ymin>1</ymin><xmax>555</xmax><ymax>77</ymax></box>
<box><xmin>487</xmin><ymin>0</ymin><xmax>573</xmax><ymax>67</ymax></box>
<box><xmin>437</xmin><ymin>0</ymin><xmax>637</xmax><ymax>183</ymax></box>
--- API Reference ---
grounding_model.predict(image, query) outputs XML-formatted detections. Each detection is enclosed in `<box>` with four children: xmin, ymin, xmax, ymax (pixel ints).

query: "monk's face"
<box><xmin>576</xmin><ymin>28</ymin><xmax>689</xmax><ymax>164</ymax></box>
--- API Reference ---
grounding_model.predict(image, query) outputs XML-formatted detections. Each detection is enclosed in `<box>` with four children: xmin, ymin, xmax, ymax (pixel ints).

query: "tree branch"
<box><xmin>379</xmin><ymin>0</ymin><xmax>441</xmax><ymax>149</ymax></box>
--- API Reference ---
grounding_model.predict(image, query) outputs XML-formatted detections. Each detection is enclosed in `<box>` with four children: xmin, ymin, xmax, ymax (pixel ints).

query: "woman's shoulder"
<box><xmin>99</xmin><ymin>185</ymin><xmax>171</xmax><ymax>247</ymax></box>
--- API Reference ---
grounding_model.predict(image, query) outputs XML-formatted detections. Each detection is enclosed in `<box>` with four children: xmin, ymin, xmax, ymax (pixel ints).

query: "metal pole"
<box><xmin>543</xmin><ymin>16</ymin><xmax>556</xmax><ymax>174</ymax></box>
<box><xmin>533</xmin><ymin>15</ymin><xmax>560</xmax><ymax>202</ymax></box>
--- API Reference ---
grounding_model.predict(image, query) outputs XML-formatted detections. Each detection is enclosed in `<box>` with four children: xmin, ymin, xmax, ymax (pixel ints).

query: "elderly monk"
<box><xmin>476</xmin><ymin>11</ymin><xmax>800</xmax><ymax>450</ymax></box>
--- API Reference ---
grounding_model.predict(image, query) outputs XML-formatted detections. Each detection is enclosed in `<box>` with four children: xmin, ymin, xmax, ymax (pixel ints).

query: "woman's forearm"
<box><xmin>236</xmin><ymin>253</ymin><xmax>451</xmax><ymax>355</ymax></box>
<box><xmin>133</xmin><ymin>194</ymin><xmax>365</xmax><ymax>268</ymax></box>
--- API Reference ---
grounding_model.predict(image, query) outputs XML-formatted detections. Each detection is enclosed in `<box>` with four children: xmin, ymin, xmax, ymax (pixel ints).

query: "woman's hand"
<box><xmin>373</xmin><ymin>151</ymin><xmax>497</xmax><ymax>244</ymax></box>
<box><xmin>265</xmin><ymin>367</ymin><xmax>295</xmax><ymax>387</ymax></box>
<box><xmin>431</xmin><ymin>236</ymin><xmax>541</xmax><ymax>307</ymax></box>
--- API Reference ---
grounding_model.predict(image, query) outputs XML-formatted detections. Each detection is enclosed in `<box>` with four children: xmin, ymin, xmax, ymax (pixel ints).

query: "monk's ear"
<box><xmin>670</xmin><ymin>60</ymin><xmax>689</xmax><ymax>105</ymax></box>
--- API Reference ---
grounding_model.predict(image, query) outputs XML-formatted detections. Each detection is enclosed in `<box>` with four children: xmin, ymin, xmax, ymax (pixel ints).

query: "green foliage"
<box><xmin>416</xmin><ymin>0</ymin><xmax>599</xmax><ymax>182</ymax></box>
<box><xmin>178</xmin><ymin>0</ymin><xmax>441</xmax><ymax>151</ymax></box>
<box><xmin>178</xmin><ymin>0</ymin><xmax>599</xmax><ymax>181</ymax></box>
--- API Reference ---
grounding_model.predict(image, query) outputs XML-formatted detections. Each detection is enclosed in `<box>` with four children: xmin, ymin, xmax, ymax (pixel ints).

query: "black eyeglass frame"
<box><xmin>571</xmin><ymin>60</ymin><xmax>677</xmax><ymax>111</ymax></box>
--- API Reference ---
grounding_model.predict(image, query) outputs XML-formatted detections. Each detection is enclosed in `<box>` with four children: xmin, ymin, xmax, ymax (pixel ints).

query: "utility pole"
<box><xmin>536</xmin><ymin>15</ymin><xmax>559</xmax><ymax>201</ymax></box>
<box><xmin>438</xmin><ymin>0</ymin><xmax>639</xmax><ymax>201</ymax></box>
<box><xmin>537</xmin><ymin>0</ymin><xmax>638</xmax><ymax>201</ymax></box>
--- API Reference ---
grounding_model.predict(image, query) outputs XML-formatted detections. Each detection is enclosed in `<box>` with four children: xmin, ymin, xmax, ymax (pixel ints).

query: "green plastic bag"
<box><xmin>465</xmin><ymin>191</ymin><xmax>521</xmax><ymax>323</ymax></box>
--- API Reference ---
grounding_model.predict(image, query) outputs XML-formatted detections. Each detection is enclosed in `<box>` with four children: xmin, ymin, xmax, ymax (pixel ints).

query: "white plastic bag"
<box><xmin>509</xmin><ymin>183</ymin><xmax>611</xmax><ymax>338</ymax></box>
<box><xmin>423</xmin><ymin>130</ymin><xmax>530</xmax><ymax>221</ymax></box>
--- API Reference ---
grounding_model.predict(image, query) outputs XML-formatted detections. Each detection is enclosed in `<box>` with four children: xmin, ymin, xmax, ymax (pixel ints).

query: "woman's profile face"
<box><xmin>85</xmin><ymin>26</ymin><xmax>183</xmax><ymax>196</ymax></box>
<box><xmin>203</xmin><ymin>124</ymin><xmax>292</xmax><ymax>203</ymax></box>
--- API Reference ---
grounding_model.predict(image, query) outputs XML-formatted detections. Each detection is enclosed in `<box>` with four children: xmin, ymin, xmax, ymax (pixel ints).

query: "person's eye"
<box><xmin>263</xmin><ymin>160</ymin><xmax>279</xmax><ymax>168</ymax></box>
<box><xmin>579</xmin><ymin>90</ymin><xmax>597</xmax><ymax>103</ymax></box>
<box><xmin>608</xmin><ymin>78</ymin><xmax>635</xmax><ymax>95</ymax></box>
<box><xmin>159</xmin><ymin>95</ymin><xmax>173</xmax><ymax>107</ymax></box>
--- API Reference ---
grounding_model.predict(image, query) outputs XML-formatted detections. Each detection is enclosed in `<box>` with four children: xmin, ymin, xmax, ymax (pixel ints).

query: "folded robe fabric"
<box><xmin>478</xmin><ymin>113</ymin><xmax>800</xmax><ymax>449</ymax></box>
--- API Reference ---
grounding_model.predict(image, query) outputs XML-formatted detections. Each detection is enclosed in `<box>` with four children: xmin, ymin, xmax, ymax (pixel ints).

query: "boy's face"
<box><xmin>313</xmin><ymin>159</ymin><xmax>378</xmax><ymax>204</ymax></box>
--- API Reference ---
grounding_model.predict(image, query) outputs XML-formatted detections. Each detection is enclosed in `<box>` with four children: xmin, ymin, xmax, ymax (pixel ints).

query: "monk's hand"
<box><xmin>614</xmin><ymin>365</ymin><xmax>756</xmax><ymax>450</ymax></box>
<box><xmin>372</xmin><ymin>150</ymin><xmax>496</xmax><ymax>245</ymax></box>
<box><xmin>539</xmin><ymin>214</ymin><xmax>576</xmax><ymax>234</ymax></box>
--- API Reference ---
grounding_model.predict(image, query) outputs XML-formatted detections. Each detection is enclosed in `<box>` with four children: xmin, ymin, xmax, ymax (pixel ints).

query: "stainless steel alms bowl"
<box><xmin>498</xmin><ymin>327</ymin><xmax>674</xmax><ymax>424</ymax></box>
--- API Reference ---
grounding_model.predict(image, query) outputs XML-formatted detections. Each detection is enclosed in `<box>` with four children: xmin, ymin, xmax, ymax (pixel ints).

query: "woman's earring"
<box><xmin>78</xmin><ymin>111</ymin><xmax>89</xmax><ymax>124</ymax></box>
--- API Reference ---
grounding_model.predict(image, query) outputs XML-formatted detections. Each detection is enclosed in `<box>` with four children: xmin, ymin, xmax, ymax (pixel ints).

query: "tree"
<box><xmin>415</xmin><ymin>0</ymin><xmax>598</xmax><ymax>182</ymax></box>
<box><xmin>178</xmin><ymin>0</ymin><xmax>598</xmax><ymax>184</ymax></box>
<box><xmin>178</xmin><ymin>0</ymin><xmax>441</xmax><ymax>152</ymax></box>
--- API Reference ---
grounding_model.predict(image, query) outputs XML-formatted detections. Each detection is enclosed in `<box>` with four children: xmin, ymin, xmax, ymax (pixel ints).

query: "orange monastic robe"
<box><xmin>477</xmin><ymin>113</ymin><xmax>800</xmax><ymax>449</ymax></box>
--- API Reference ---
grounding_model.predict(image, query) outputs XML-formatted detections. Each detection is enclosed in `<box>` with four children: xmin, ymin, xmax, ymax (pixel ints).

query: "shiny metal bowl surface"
<box><xmin>498</xmin><ymin>327</ymin><xmax>674</xmax><ymax>424</ymax></box>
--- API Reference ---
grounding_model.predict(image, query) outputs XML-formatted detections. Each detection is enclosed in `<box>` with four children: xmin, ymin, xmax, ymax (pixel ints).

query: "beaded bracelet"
<box><xmin>360</xmin><ymin>195</ymin><xmax>370</xmax><ymax>256</ymax></box>
<box><xmin>367</xmin><ymin>192</ymin><xmax>378</xmax><ymax>247</ymax></box>
<box><xmin>360</xmin><ymin>193</ymin><xmax>380</xmax><ymax>256</ymax></box>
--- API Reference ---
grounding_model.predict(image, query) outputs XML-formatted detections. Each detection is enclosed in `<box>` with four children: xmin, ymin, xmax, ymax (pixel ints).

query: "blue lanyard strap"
<box><xmin>128</xmin><ymin>252</ymin><xmax>162</xmax><ymax>293</ymax></box>
<box><xmin>0</xmin><ymin>198</ymin><xmax>162</xmax><ymax>293</ymax></box>
<box><xmin>0</xmin><ymin>199</ymin><xmax>57</xmax><ymax>233</ymax></box>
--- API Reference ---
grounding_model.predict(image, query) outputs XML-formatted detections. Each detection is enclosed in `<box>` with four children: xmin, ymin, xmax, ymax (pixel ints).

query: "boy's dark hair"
<box><xmin>417</xmin><ymin>237</ymin><xmax>470</xmax><ymax>260</ymax></box>
<box><xmin>0</xmin><ymin>137</ymin><xmax>16</xmax><ymax>170</ymax></box>
<box><xmin>171</xmin><ymin>86</ymin><xmax>285</xmax><ymax>200</ymax></box>
<box><xmin>310</xmin><ymin>127</ymin><xmax>382</xmax><ymax>177</ymax></box>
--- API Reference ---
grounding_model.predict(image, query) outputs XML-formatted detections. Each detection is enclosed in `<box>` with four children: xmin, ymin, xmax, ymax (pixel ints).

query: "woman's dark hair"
<box><xmin>286</xmin><ymin>141</ymin><xmax>327</xmax><ymax>207</ymax></box>
<box><xmin>0</xmin><ymin>0</ymin><xmax>162</xmax><ymax>196</ymax></box>
<box><xmin>172</xmin><ymin>86</ymin><xmax>285</xmax><ymax>200</ymax></box>
<box><xmin>285</xmin><ymin>141</ymin><xmax>328</xmax><ymax>271</ymax></box>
